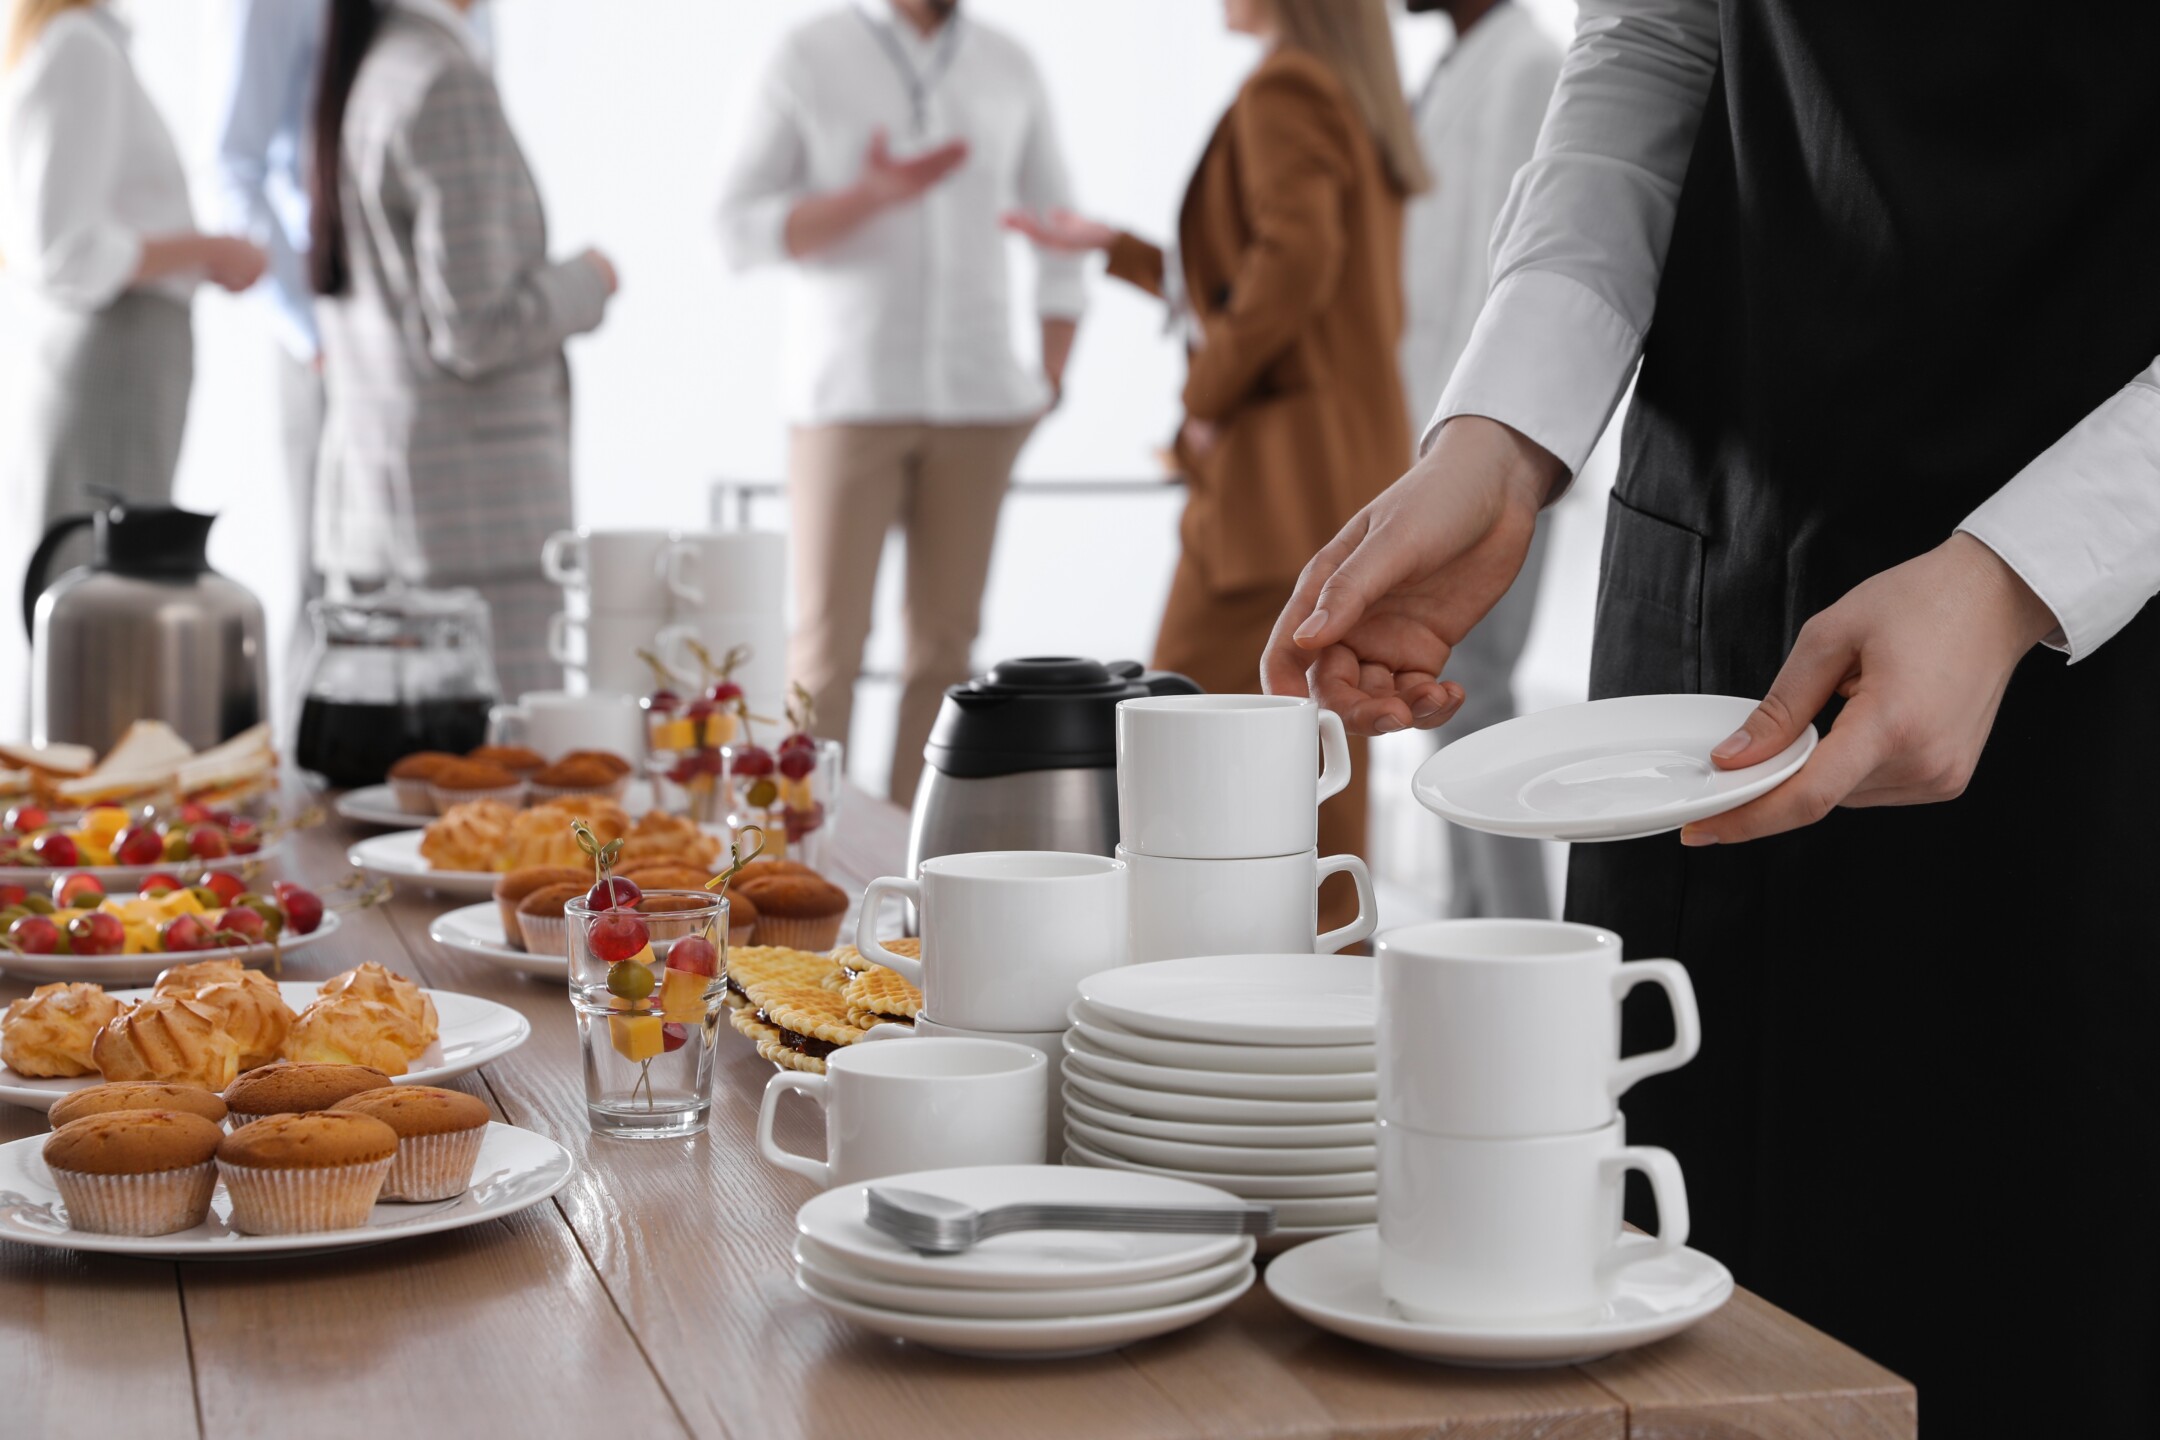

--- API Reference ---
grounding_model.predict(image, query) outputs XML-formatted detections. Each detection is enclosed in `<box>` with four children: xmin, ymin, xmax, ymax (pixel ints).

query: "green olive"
<box><xmin>606</xmin><ymin>959</ymin><xmax>656</xmax><ymax>1001</ymax></box>
<box><xmin>21</xmin><ymin>894</ymin><xmax>55</xmax><ymax>915</ymax></box>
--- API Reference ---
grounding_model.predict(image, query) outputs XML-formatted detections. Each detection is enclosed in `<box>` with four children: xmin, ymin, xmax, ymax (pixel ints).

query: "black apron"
<box><xmin>1569</xmin><ymin>4</ymin><xmax>2160</xmax><ymax>1432</ymax></box>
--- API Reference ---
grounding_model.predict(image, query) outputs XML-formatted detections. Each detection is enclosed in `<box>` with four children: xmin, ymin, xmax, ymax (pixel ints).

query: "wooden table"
<box><xmin>0</xmin><ymin>791</ymin><xmax>1915</xmax><ymax>1439</ymax></box>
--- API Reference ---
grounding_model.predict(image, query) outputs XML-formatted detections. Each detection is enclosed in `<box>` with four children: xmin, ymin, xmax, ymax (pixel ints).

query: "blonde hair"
<box><xmin>1271</xmin><ymin>0</ymin><xmax>1431</xmax><ymax>195</ymax></box>
<box><xmin>5</xmin><ymin>0</ymin><xmax>92</xmax><ymax>70</ymax></box>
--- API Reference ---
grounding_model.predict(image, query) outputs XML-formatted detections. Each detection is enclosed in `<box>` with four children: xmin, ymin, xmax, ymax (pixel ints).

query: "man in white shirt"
<box><xmin>1267</xmin><ymin>0</ymin><xmax>2160</xmax><ymax>1426</ymax></box>
<box><xmin>1399</xmin><ymin>0</ymin><xmax>1560</xmax><ymax>921</ymax></box>
<box><xmin>716</xmin><ymin>0</ymin><xmax>1084</xmax><ymax>805</ymax></box>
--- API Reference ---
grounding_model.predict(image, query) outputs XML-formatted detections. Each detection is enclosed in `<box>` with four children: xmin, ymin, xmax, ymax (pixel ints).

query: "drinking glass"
<box><xmin>568</xmin><ymin>890</ymin><xmax>728</xmax><ymax>1139</ymax></box>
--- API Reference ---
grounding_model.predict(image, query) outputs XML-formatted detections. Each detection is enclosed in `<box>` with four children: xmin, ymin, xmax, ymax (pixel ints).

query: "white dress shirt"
<box><xmin>1400</xmin><ymin>2</ymin><xmax>1561</xmax><ymax>430</ymax></box>
<box><xmin>213</xmin><ymin>0</ymin><xmax>324</xmax><ymax>361</ymax></box>
<box><xmin>1431</xmin><ymin>0</ymin><xmax>2160</xmax><ymax>660</ymax></box>
<box><xmin>0</xmin><ymin>2</ymin><xmax>194</xmax><ymax>310</ymax></box>
<box><xmin>715</xmin><ymin>1</ymin><xmax>1085</xmax><ymax>426</ymax></box>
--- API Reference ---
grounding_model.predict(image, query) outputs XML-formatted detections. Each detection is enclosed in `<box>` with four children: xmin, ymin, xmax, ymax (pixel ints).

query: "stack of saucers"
<box><xmin>1061</xmin><ymin>955</ymin><xmax>1376</xmax><ymax>1248</ymax></box>
<box><xmin>792</xmin><ymin>1164</ymin><xmax>1256</xmax><ymax>1359</ymax></box>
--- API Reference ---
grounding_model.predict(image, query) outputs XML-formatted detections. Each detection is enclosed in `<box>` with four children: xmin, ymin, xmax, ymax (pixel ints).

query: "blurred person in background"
<box><xmin>0</xmin><ymin>0</ymin><xmax>265</xmax><ymax>576</ymax></box>
<box><xmin>309</xmin><ymin>0</ymin><xmax>614</xmax><ymax>698</ymax></box>
<box><xmin>716</xmin><ymin>0</ymin><xmax>1085</xmax><ymax>807</ymax></box>
<box><xmin>1400</xmin><ymin>0</ymin><xmax>1560</xmax><ymax>919</ymax></box>
<box><xmin>1006</xmin><ymin>0</ymin><xmax>1426</xmax><ymax>930</ymax></box>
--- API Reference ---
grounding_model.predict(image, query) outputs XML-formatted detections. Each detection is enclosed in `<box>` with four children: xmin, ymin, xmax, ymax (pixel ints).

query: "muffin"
<box><xmin>465</xmin><ymin>744</ymin><xmax>547</xmax><ymax>777</ymax></box>
<box><xmin>49</xmin><ymin>1081</ymin><xmax>228</xmax><ymax>1129</ymax></box>
<box><xmin>493</xmin><ymin>866</ymin><xmax>589</xmax><ymax>950</ymax></box>
<box><xmin>528</xmin><ymin>754</ymin><xmax>629</xmax><ymax>804</ymax></box>
<box><xmin>735</xmin><ymin>858</ymin><xmax>823</xmax><ymax>884</ymax></box>
<box><xmin>426</xmin><ymin>758</ymin><xmax>525</xmax><ymax>814</ymax></box>
<box><xmin>736</xmin><ymin>871</ymin><xmax>849</xmax><ymax>950</ymax></box>
<box><xmin>620</xmin><ymin>866</ymin><xmax>757</xmax><ymax>946</ymax></box>
<box><xmin>330</xmin><ymin>1085</ymin><xmax>489</xmax><ymax>1201</ymax></box>
<box><xmin>559</xmin><ymin>749</ymin><xmax>634</xmax><ymax>779</ymax></box>
<box><xmin>387</xmin><ymin>751</ymin><xmax>460</xmax><ymax>815</ymax></box>
<box><xmin>93</xmin><ymin>995</ymin><xmax>243</xmax><ymax>1091</ymax></box>
<box><xmin>223</xmin><ymin>1062</ymin><xmax>390</xmax><ymax>1126</ymax></box>
<box><xmin>215</xmin><ymin>1111</ymin><xmax>399</xmax><ymax>1234</ymax></box>
<box><xmin>516</xmin><ymin>882</ymin><xmax>589</xmax><ymax>956</ymax></box>
<box><xmin>3</xmin><ymin>982</ymin><xmax>125</xmax><ymax>1078</ymax></box>
<box><xmin>44</xmin><ymin>1110</ymin><xmax>222</xmax><ymax>1235</ymax></box>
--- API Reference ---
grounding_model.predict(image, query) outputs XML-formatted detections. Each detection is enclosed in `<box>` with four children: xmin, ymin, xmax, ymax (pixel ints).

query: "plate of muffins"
<box><xmin>0</xmin><ymin>1071</ymin><xmax>574</xmax><ymax>1257</ymax></box>
<box><xmin>351</xmin><ymin>794</ymin><xmax>734</xmax><ymax>900</ymax></box>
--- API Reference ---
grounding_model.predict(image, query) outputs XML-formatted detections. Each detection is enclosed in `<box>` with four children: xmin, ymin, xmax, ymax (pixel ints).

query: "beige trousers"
<box><xmin>787</xmin><ymin>420</ymin><xmax>1034</xmax><ymax>806</ymax></box>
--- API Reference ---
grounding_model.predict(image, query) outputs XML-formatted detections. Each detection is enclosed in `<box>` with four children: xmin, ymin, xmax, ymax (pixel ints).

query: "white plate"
<box><xmin>0</xmin><ymin>909</ymin><xmax>342</xmax><ymax>985</ymax></box>
<box><xmin>1054</xmin><ymin>1155</ymin><xmax>1374</xmax><ymax>1229</ymax></box>
<box><xmin>0</xmin><ymin>1121</ymin><xmax>571</xmax><ymax>1259</ymax></box>
<box><xmin>1063</xmin><ymin>1087</ymin><xmax>1375</xmax><ymax>1148</ymax></box>
<box><xmin>0</xmin><ymin>831</ymin><xmax>290</xmax><ymax>890</ymax></box>
<box><xmin>796</xmin><ymin>1164</ymin><xmax>1249</xmax><ymax>1292</ymax></box>
<box><xmin>1062</xmin><ymin>1132</ymin><xmax>1373</xmax><ymax>1199</ymax></box>
<box><xmin>0</xmin><ymin>981</ymin><xmax>530</xmax><ymax>1112</ymax></box>
<box><xmin>332</xmin><ymin>784</ymin><xmax>429</xmax><ymax>829</ymax></box>
<box><xmin>797</xmin><ymin>1261</ymin><xmax>1253</xmax><ymax>1360</ymax></box>
<box><xmin>1075</xmin><ymin>955</ymin><xmax>1374</xmax><ymax>1046</ymax></box>
<box><xmin>1062</xmin><ymin>1034</ymin><xmax>1374</xmax><ymax>1102</ymax></box>
<box><xmin>346</xmin><ymin>830</ymin><xmax>500</xmax><ymax>900</ymax></box>
<box><xmin>427</xmin><ymin>903</ymin><xmax>565</xmax><ymax>981</ymax></box>
<box><xmin>1264</xmin><ymin>1228</ymin><xmax>1734</xmax><ymax>1367</ymax></box>
<box><xmin>1064</xmin><ymin>1113</ymin><xmax>1374</xmax><ymax>1174</ymax></box>
<box><xmin>794</xmin><ymin>1234</ymin><xmax>1256</xmax><ymax>1320</ymax></box>
<box><xmin>1069</xmin><ymin>1007</ymin><xmax>1375</xmax><ymax>1075</ymax></box>
<box><xmin>1064</xmin><ymin>1069</ymin><xmax>1376</xmax><ymax>1125</ymax></box>
<box><xmin>1412</xmin><ymin>694</ymin><xmax>1817</xmax><ymax>843</ymax></box>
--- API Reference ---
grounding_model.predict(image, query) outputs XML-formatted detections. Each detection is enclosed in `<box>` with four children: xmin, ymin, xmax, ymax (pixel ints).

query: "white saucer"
<box><xmin>1069</xmin><ymin>1007</ymin><xmax>1375</xmax><ymax>1075</ymax></box>
<box><xmin>1063</xmin><ymin>1033</ymin><xmax>1373</xmax><ymax>1102</ymax></box>
<box><xmin>1064</xmin><ymin>1112</ymin><xmax>1374</xmax><ymax>1174</ymax></box>
<box><xmin>0</xmin><ymin>1122</ymin><xmax>571</xmax><ymax>1258</ymax></box>
<box><xmin>1064</xmin><ymin>1068</ymin><xmax>1376</xmax><ymax>1125</ymax></box>
<box><xmin>332</xmin><ymin>784</ymin><xmax>428</xmax><ymax>829</ymax></box>
<box><xmin>427</xmin><ymin>903</ymin><xmax>565</xmax><ymax>981</ymax></box>
<box><xmin>0</xmin><ymin>909</ymin><xmax>342</xmax><ymax>985</ymax></box>
<box><xmin>1413</xmin><ymin>694</ymin><xmax>1817</xmax><ymax>842</ymax></box>
<box><xmin>796</xmin><ymin>1164</ymin><xmax>1248</xmax><ymax>1292</ymax></box>
<box><xmin>0</xmin><ymin>981</ymin><xmax>530</xmax><ymax>1111</ymax></box>
<box><xmin>795</xmin><ymin>1234</ymin><xmax>1255</xmax><ymax>1320</ymax></box>
<box><xmin>347</xmin><ymin>830</ymin><xmax>499</xmax><ymax>900</ymax></box>
<box><xmin>1264</xmin><ymin>1228</ymin><xmax>1734</xmax><ymax>1367</ymax></box>
<box><xmin>1062</xmin><ymin>1087</ymin><xmax>1374</xmax><ymax>1148</ymax></box>
<box><xmin>1074</xmin><ymin>956</ymin><xmax>1374</xmax><ymax>1047</ymax></box>
<box><xmin>1062</xmin><ymin>1132</ymin><xmax>1374</xmax><ymax>1199</ymax></box>
<box><xmin>797</xmin><ymin>1259</ymin><xmax>1254</xmax><ymax>1359</ymax></box>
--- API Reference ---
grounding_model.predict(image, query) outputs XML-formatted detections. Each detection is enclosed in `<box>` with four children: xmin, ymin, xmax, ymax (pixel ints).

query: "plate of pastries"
<box><xmin>0</xmin><ymin>1071</ymin><xmax>573</xmax><ymax>1257</ymax></box>
<box><xmin>347</xmin><ymin>794</ymin><xmax>727</xmax><ymax>900</ymax></box>
<box><xmin>0</xmin><ymin>960</ymin><xmax>530</xmax><ymax>1112</ymax></box>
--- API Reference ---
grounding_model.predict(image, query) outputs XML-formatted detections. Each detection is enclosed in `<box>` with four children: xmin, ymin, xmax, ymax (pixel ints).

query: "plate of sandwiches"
<box><xmin>350</xmin><ymin>794</ymin><xmax>735</xmax><ymax>900</ymax></box>
<box><xmin>0</xmin><ymin>721</ymin><xmax>280</xmax><ymax>817</ymax></box>
<box><xmin>0</xmin><ymin>965</ymin><xmax>530</xmax><ymax>1112</ymax></box>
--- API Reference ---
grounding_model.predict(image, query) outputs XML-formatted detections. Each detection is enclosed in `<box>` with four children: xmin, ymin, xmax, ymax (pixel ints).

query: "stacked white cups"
<box><xmin>1114</xmin><ymin>695</ymin><xmax>1376</xmax><ymax>959</ymax></box>
<box><xmin>1373</xmin><ymin>920</ymin><xmax>1701</xmax><ymax>1325</ymax></box>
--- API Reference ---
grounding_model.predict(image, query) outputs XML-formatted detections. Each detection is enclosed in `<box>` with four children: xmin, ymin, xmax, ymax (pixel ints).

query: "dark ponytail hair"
<box><xmin>309</xmin><ymin>0</ymin><xmax>386</xmax><ymax>296</ymax></box>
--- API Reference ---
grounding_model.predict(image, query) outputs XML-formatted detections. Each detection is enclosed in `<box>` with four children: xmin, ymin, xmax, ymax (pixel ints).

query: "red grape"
<box><xmin>271</xmin><ymin>882</ymin><xmax>325</xmax><ymax>936</ymax></box>
<box><xmin>217</xmin><ymin>906</ymin><xmax>268</xmax><ymax>942</ymax></box>
<box><xmin>114</xmin><ymin>825</ymin><xmax>165</xmax><ymax>866</ymax></box>
<box><xmin>5</xmin><ymin>804</ymin><xmax>49</xmax><ymax>834</ymax></box>
<box><xmin>187</xmin><ymin>825</ymin><xmax>232</xmax><ymax>860</ymax></box>
<box><xmin>52</xmin><ymin>873</ymin><xmax>104</xmax><ymax>909</ymax></box>
<box><xmin>161</xmin><ymin>914</ymin><xmax>212</xmax><ymax>953</ymax></box>
<box><xmin>661</xmin><ymin>1022</ymin><xmax>689</xmax><ymax>1053</ymax></box>
<box><xmin>779</xmin><ymin>731</ymin><xmax>816</xmax><ymax>755</ymax></box>
<box><xmin>139</xmin><ymin>872</ymin><xmax>183</xmax><ymax>896</ymax></box>
<box><xmin>647</xmin><ymin>687</ymin><xmax>681</xmax><ymax>714</ymax></box>
<box><xmin>732</xmin><ymin>744</ymin><xmax>774</xmax><ymax>778</ymax></box>
<box><xmin>8</xmin><ymin>914</ymin><xmax>59</xmax><ymax>953</ymax></box>
<box><xmin>178</xmin><ymin>802</ymin><xmax>214</xmax><ymax>825</ymax></box>
<box><xmin>586</xmin><ymin>876</ymin><xmax>642</xmax><ymax>911</ymax></box>
<box><xmin>197</xmin><ymin>871</ymin><xmax>247</xmax><ymax>906</ymax></box>
<box><xmin>707</xmin><ymin>680</ymin><xmax>743</xmax><ymax>705</ymax></box>
<box><xmin>589</xmin><ymin>910</ymin><xmax>649</xmax><ymax>963</ymax></box>
<box><xmin>67</xmin><ymin>911</ymin><xmax>125</xmax><ymax>956</ymax></box>
<box><xmin>784</xmin><ymin>800</ymin><xmax>826</xmax><ymax>842</ymax></box>
<box><xmin>666</xmin><ymin>935</ymin><xmax>719</xmax><ymax>977</ymax></box>
<box><xmin>31</xmin><ymin>832</ymin><xmax>78</xmax><ymax>868</ymax></box>
<box><xmin>0</xmin><ymin>884</ymin><xmax>23</xmax><ymax>908</ymax></box>
<box><xmin>778</xmin><ymin>748</ymin><xmax>815</xmax><ymax>780</ymax></box>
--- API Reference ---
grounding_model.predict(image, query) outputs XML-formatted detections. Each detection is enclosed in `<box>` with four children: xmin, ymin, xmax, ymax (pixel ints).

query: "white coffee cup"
<box><xmin>856</xmin><ymin>851</ymin><xmax>1129</xmax><ymax>1032</ymax></box>
<box><xmin>756</xmin><ymin>1037</ymin><xmax>1049</xmax><ymax>1187</ymax></box>
<box><xmin>489</xmin><ymin>689</ymin><xmax>646</xmax><ymax>761</ymax></box>
<box><xmin>1118</xmin><ymin>845</ymin><xmax>1376</xmax><ymax>962</ymax></box>
<box><xmin>542</xmin><ymin>529</ymin><xmax>692</xmax><ymax>611</ymax></box>
<box><xmin>1377</xmin><ymin>1117</ymin><xmax>1688</xmax><ymax>1324</ymax></box>
<box><xmin>1376</xmin><ymin>919</ymin><xmax>1700</xmax><ymax>1138</ymax></box>
<box><xmin>551</xmin><ymin>612</ymin><xmax>692</xmax><ymax>695</ymax></box>
<box><xmin>662</xmin><ymin>531</ymin><xmax>787</xmax><ymax>616</ymax></box>
<box><xmin>859</xmin><ymin>1016</ymin><xmax>1067</xmax><ymax>1161</ymax></box>
<box><xmin>1116</xmin><ymin>695</ymin><xmax>1350</xmax><ymax>859</ymax></box>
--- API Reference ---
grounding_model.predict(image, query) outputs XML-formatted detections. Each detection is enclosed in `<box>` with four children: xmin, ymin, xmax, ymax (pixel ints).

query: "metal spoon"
<box><xmin>865</xmin><ymin>1186</ymin><xmax>1276</xmax><ymax>1256</ymax></box>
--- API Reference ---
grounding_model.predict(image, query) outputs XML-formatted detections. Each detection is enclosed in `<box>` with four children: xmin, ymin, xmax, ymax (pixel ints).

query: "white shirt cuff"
<box><xmin>1424</xmin><ymin>268</ymin><xmax>1643</xmax><ymax>486</ymax></box>
<box><xmin>1957</xmin><ymin>370</ymin><xmax>2160</xmax><ymax>661</ymax></box>
<box><xmin>716</xmin><ymin>192</ymin><xmax>797</xmax><ymax>271</ymax></box>
<box><xmin>41</xmin><ymin>226</ymin><xmax>142</xmax><ymax>312</ymax></box>
<box><xmin>1036</xmin><ymin>255</ymin><xmax>1087</xmax><ymax>321</ymax></box>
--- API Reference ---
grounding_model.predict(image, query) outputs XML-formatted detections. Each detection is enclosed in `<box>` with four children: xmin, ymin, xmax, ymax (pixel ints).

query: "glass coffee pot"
<box><xmin>293</xmin><ymin>586</ymin><xmax>501</xmax><ymax>787</ymax></box>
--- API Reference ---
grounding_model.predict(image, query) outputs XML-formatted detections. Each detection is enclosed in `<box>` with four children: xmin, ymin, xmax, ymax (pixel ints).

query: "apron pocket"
<box><xmin>1590</xmin><ymin>492</ymin><xmax>1704</xmax><ymax>698</ymax></box>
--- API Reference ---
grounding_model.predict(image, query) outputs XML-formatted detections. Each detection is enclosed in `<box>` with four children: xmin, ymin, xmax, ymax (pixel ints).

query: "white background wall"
<box><xmin>3</xmin><ymin>0</ymin><xmax>1614</xmax><ymax>912</ymax></box>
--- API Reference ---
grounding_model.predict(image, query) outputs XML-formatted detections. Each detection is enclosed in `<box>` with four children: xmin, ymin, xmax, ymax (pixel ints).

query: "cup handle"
<box><xmin>1315</xmin><ymin>709</ymin><xmax>1351</xmax><ymax>805</ymax></box>
<box><xmin>858</xmin><ymin>1022</ymin><xmax>916</xmax><ymax>1042</ymax></box>
<box><xmin>547</xmin><ymin>612</ymin><xmax>581</xmax><ymax>667</ymax></box>
<box><xmin>486</xmin><ymin>702</ymin><xmax>528</xmax><ymax>747</ymax></box>
<box><xmin>757</xmin><ymin>1071</ymin><xmax>831</xmax><ymax>1187</ymax></box>
<box><xmin>655</xmin><ymin>623</ymin><xmax>697</xmax><ymax>675</ymax></box>
<box><xmin>1600</xmin><ymin>1144</ymin><xmax>1690</xmax><ymax>1278</ymax></box>
<box><xmin>541</xmin><ymin>530</ymin><xmax>583</xmax><ymax>587</ymax></box>
<box><xmin>1608</xmin><ymin>958</ymin><xmax>1702</xmax><ymax>1100</ymax></box>
<box><xmin>663</xmin><ymin>542</ymin><xmax>703</xmax><ymax>607</ymax></box>
<box><xmin>1311</xmin><ymin>853</ymin><xmax>1377</xmax><ymax>954</ymax></box>
<box><xmin>854</xmin><ymin>878</ymin><xmax>924</xmax><ymax>984</ymax></box>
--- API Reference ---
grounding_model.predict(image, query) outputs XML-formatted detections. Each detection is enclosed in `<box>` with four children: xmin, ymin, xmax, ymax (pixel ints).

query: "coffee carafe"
<box><xmin>24</xmin><ymin>501</ymin><xmax>268</xmax><ymax>755</ymax></box>
<box><xmin>907</xmin><ymin>656</ymin><xmax>1200</xmax><ymax>875</ymax></box>
<box><xmin>293</xmin><ymin>587</ymin><xmax>502</xmax><ymax>787</ymax></box>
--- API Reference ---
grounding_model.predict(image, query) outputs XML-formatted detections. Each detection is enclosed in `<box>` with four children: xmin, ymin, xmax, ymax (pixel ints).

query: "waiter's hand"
<box><xmin>1682</xmin><ymin>533</ymin><xmax>2060</xmax><ymax>845</ymax></box>
<box><xmin>1262</xmin><ymin>416</ymin><xmax>1563</xmax><ymax>734</ymax></box>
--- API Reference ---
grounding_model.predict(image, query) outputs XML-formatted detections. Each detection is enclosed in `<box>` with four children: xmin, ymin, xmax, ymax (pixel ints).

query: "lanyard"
<box><xmin>856</xmin><ymin>6</ymin><xmax>965</xmax><ymax>137</ymax></box>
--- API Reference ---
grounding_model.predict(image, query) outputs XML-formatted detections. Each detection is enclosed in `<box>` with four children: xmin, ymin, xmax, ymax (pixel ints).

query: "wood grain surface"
<box><xmin>0</xmin><ymin>786</ymin><xmax>1915</xmax><ymax>1439</ymax></box>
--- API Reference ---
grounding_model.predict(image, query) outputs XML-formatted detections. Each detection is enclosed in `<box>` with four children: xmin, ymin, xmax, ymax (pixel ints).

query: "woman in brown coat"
<box><xmin>1008</xmin><ymin>0</ymin><xmax>1425</xmax><ymax>920</ymax></box>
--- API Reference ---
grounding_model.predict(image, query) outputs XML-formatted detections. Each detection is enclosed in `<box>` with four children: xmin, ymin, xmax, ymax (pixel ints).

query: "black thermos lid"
<box><xmin>922</xmin><ymin>656</ymin><xmax>1202</xmax><ymax>779</ymax></box>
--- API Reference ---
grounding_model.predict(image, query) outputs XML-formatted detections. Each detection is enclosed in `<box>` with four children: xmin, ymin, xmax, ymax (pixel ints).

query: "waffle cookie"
<box><xmin>842</xmin><ymin>965</ymin><xmax>922</xmax><ymax>1026</ymax></box>
<box><xmin>724</xmin><ymin>945</ymin><xmax>840</xmax><ymax>1003</ymax></box>
<box><xmin>728</xmin><ymin>1006</ymin><xmax>824</xmax><ymax>1075</ymax></box>
<box><xmin>834</xmin><ymin>938</ymin><xmax>921</xmax><ymax>979</ymax></box>
<box><xmin>750</xmin><ymin>984</ymin><xmax>865</xmax><ymax>1060</ymax></box>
